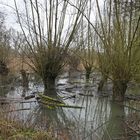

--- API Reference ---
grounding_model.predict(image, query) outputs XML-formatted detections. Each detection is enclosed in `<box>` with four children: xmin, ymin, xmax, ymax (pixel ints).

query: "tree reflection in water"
<box><xmin>3</xmin><ymin>72</ymin><xmax>140</xmax><ymax>140</ymax></box>
<box><xmin>29</xmin><ymin>89</ymin><xmax>111</xmax><ymax>140</ymax></box>
<box><xmin>28</xmin><ymin>95</ymin><xmax>140</xmax><ymax>140</ymax></box>
<box><xmin>102</xmin><ymin>103</ymin><xmax>125</xmax><ymax>140</ymax></box>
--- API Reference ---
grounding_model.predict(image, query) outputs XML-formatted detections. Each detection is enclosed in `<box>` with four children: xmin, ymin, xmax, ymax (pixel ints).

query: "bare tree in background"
<box><xmin>75</xmin><ymin>0</ymin><xmax>97</xmax><ymax>81</ymax></box>
<box><xmin>80</xmin><ymin>16</ymin><xmax>96</xmax><ymax>80</ymax></box>
<box><xmin>14</xmin><ymin>0</ymin><xmax>87</xmax><ymax>96</ymax></box>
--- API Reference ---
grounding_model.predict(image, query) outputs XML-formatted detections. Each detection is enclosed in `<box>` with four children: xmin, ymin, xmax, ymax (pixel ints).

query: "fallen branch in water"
<box><xmin>62</xmin><ymin>95</ymin><xmax>76</xmax><ymax>100</ymax></box>
<box><xmin>38</xmin><ymin>93</ymin><xmax>63</xmax><ymax>104</ymax></box>
<box><xmin>0</xmin><ymin>100</ymin><xmax>37</xmax><ymax>104</ymax></box>
<box><xmin>38</xmin><ymin>99</ymin><xmax>83</xmax><ymax>109</ymax></box>
<box><xmin>3</xmin><ymin>108</ymin><xmax>31</xmax><ymax>113</ymax></box>
<box><xmin>24</xmin><ymin>95</ymin><xmax>35</xmax><ymax>100</ymax></box>
<box><xmin>37</xmin><ymin>94</ymin><xmax>83</xmax><ymax>109</ymax></box>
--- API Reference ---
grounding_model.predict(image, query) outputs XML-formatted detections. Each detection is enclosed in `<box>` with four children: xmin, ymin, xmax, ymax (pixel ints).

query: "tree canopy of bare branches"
<box><xmin>14</xmin><ymin>0</ymin><xmax>88</xmax><ymax>95</ymax></box>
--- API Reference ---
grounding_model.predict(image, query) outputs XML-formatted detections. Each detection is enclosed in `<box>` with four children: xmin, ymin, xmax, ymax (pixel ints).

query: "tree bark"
<box><xmin>20</xmin><ymin>69</ymin><xmax>29</xmax><ymax>88</ymax></box>
<box><xmin>112</xmin><ymin>80</ymin><xmax>128</xmax><ymax>102</ymax></box>
<box><xmin>85</xmin><ymin>67</ymin><xmax>92</xmax><ymax>80</ymax></box>
<box><xmin>86</xmin><ymin>72</ymin><xmax>90</xmax><ymax>80</ymax></box>
<box><xmin>43</xmin><ymin>77</ymin><xmax>57</xmax><ymax>97</ymax></box>
<box><xmin>0</xmin><ymin>61</ymin><xmax>9</xmax><ymax>76</ymax></box>
<box><xmin>98</xmin><ymin>75</ymin><xmax>107</xmax><ymax>91</ymax></box>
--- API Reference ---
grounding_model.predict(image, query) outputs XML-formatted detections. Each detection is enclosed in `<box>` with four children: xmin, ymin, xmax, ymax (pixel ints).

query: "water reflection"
<box><xmin>28</xmin><ymin>93</ymin><xmax>111</xmax><ymax>140</ymax></box>
<box><xmin>2</xmin><ymin>71</ymin><xmax>140</xmax><ymax>140</ymax></box>
<box><xmin>29</xmin><ymin>106</ymin><xmax>74</xmax><ymax>140</ymax></box>
<box><xmin>102</xmin><ymin>103</ymin><xmax>125</xmax><ymax>140</ymax></box>
<box><xmin>29</xmin><ymin>95</ymin><xmax>140</xmax><ymax>139</ymax></box>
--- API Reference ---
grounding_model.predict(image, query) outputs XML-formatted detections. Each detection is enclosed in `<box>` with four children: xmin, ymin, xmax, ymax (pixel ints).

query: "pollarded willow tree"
<box><xmin>64</xmin><ymin>0</ymin><xmax>140</xmax><ymax>101</ymax></box>
<box><xmin>97</xmin><ymin>52</ymin><xmax>110</xmax><ymax>92</ymax></box>
<box><xmin>14</xmin><ymin>0</ymin><xmax>88</xmax><ymax>95</ymax></box>
<box><xmin>79</xmin><ymin>24</ymin><xmax>97</xmax><ymax>80</ymax></box>
<box><xmin>95</xmin><ymin>0</ymin><xmax>140</xmax><ymax>101</ymax></box>
<box><xmin>76</xmin><ymin>0</ymin><xmax>97</xmax><ymax>81</ymax></box>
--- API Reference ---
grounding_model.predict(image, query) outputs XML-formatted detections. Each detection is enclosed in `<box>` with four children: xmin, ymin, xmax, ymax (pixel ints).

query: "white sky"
<box><xmin>0</xmin><ymin>0</ymin><xmax>24</xmax><ymax>30</ymax></box>
<box><xmin>0</xmin><ymin>0</ymin><xmax>104</xmax><ymax>31</ymax></box>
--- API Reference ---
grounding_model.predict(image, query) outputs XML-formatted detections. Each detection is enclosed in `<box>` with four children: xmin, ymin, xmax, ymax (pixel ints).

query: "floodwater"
<box><xmin>1</xmin><ymin>71</ymin><xmax>140</xmax><ymax>140</ymax></box>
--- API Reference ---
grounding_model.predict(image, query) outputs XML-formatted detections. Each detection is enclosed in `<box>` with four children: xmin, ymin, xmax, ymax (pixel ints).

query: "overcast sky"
<box><xmin>0</xmin><ymin>0</ymin><xmax>23</xmax><ymax>30</ymax></box>
<box><xmin>0</xmin><ymin>0</ymin><xmax>104</xmax><ymax>32</ymax></box>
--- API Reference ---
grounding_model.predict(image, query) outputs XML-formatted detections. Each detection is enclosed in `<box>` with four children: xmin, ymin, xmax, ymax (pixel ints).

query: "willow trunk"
<box><xmin>112</xmin><ymin>80</ymin><xmax>127</xmax><ymax>102</ymax></box>
<box><xmin>43</xmin><ymin>77</ymin><xmax>57</xmax><ymax>97</ymax></box>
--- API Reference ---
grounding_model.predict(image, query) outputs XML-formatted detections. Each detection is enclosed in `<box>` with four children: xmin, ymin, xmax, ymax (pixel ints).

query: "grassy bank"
<box><xmin>0</xmin><ymin>109</ymin><xmax>55</xmax><ymax>140</ymax></box>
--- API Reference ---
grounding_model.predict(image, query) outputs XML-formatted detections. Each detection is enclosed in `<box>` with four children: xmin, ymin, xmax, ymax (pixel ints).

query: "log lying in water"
<box><xmin>38</xmin><ymin>93</ymin><xmax>83</xmax><ymax>109</ymax></box>
<box><xmin>3</xmin><ymin>108</ymin><xmax>31</xmax><ymax>113</ymax></box>
<box><xmin>38</xmin><ymin>100</ymin><xmax>83</xmax><ymax>109</ymax></box>
<box><xmin>24</xmin><ymin>95</ymin><xmax>35</xmax><ymax>100</ymax></box>
<box><xmin>38</xmin><ymin>93</ymin><xmax>63</xmax><ymax>104</ymax></box>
